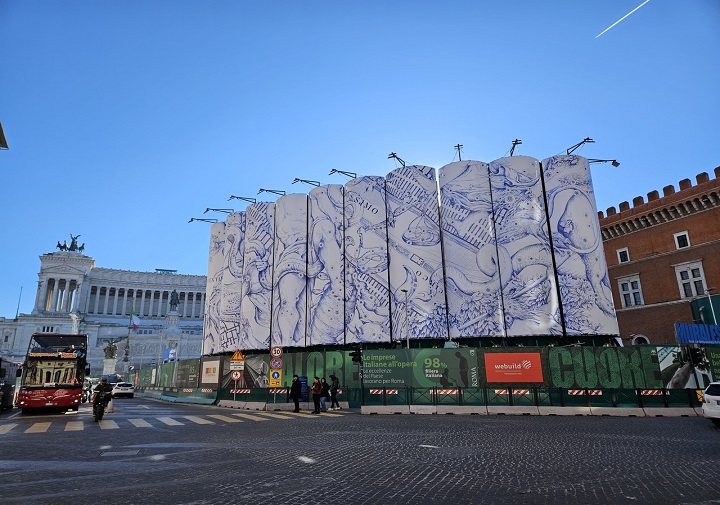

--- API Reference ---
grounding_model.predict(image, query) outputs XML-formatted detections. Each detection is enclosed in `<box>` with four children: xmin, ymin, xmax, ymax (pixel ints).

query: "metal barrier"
<box><xmin>138</xmin><ymin>386</ymin><xmax>700</xmax><ymax>414</ymax></box>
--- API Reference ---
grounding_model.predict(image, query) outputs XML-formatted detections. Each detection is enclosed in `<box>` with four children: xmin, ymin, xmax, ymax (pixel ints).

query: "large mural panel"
<box><xmin>239</xmin><ymin>202</ymin><xmax>275</xmax><ymax>350</ymax></box>
<box><xmin>202</xmin><ymin>222</ymin><xmax>226</xmax><ymax>356</ymax></box>
<box><xmin>489</xmin><ymin>156</ymin><xmax>562</xmax><ymax>337</ymax></box>
<box><xmin>386</xmin><ymin>165</ymin><xmax>448</xmax><ymax>341</ymax></box>
<box><xmin>344</xmin><ymin>176</ymin><xmax>391</xmax><ymax>343</ymax></box>
<box><xmin>218</xmin><ymin>211</ymin><xmax>246</xmax><ymax>353</ymax></box>
<box><xmin>542</xmin><ymin>155</ymin><xmax>619</xmax><ymax>336</ymax></box>
<box><xmin>307</xmin><ymin>185</ymin><xmax>345</xmax><ymax>345</ymax></box>
<box><xmin>271</xmin><ymin>194</ymin><xmax>308</xmax><ymax>347</ymax></box>
<box><xmin>439</xmin><ymin>161</ymin><xmax>504</xmax><ymax>339</ymax></box>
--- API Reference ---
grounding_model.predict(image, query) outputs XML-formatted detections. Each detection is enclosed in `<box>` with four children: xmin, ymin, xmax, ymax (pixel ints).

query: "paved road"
<box><xmin>1</xmin><ymin>398</ymin><xmax>719</xmax><ymax>505</ymax></box>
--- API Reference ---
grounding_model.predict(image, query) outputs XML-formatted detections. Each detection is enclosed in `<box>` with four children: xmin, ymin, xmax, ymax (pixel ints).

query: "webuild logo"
<box><xmin>484</xmin><ymin>352</ymin><xmax>544</xmax><ymax>383</ymax></box>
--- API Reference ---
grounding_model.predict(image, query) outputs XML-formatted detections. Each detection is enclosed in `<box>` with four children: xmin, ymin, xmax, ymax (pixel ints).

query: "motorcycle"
<box><xmin>92</xmin><ymin>391</ymin><xmax>111</xmax><ymax>422</ymax></box>
<box><xmin>81</xmin><ymin>388</ymin><xmax>91</xmax><ymax>403</ymax></box>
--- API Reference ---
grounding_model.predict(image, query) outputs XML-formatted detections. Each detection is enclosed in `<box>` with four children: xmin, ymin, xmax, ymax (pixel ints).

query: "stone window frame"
<box><xmin>673</xmin><ymin>260</ymin><xmax>707</xmax><ymax>299</ymax></box>
<box><xmin>616</xmin><ymin>247</ymin><xmax>630</xmax><ymax>264</ymax></box>
<box><xmin>617</xmin><ymin>274</ymin><xmax>643</xmax><ymax>308</ymax></box>
<box><xmin>674</xmin><ymin>230</ymin><xmax>690</xmax><ymax>249</ymax></box>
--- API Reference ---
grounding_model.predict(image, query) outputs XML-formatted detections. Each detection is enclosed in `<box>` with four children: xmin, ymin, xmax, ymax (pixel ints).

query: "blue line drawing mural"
<box><xmin>543</xmin><ymin>155</ymin><xmax>619</xmax><ymax>335</ymax></box>
<box><xmin>219</xmin><ymin>211</ymin><xmax>246</xmax><ymax>353</ymax></box>
<box><xmin>439</xmin><ymin>161</ymin><xmax>504</xmax><ymax>338</ymax></box>
<box><xmin>203</xmin><ymin>222</ymin><xmax>226</xmax><ymax>356</ymax></box>
<box><xmin>386</xmin><ymin>165</ymin><xmax>448</xmax><ymax>341</ymax></box>
<box><xmin>307</xmin><ymin>185</ymin><xmax>345</xmax><ymax>345</ymax></box>
<box><xmin>344</xmin><ymin>176</ymin><xmax>391</xmax><ymax>343</ymax></box>
<box><xmin>203</xmin><ymin>155</ymin><xmax>620</xmax><ymax>355</ymax></box>
<box><xmin>271</xmin><ymin>194</ymin><xmax>308</xmax><ymax>347</ymax></box>
<box><xmin>488</xmin><ymin>156</ymin><xmax>562</xmax><ymax>336</ymax></box>
<box><xmin>239</xmin><ymin>202</ymin><xmax>275</xmax><ymax>350</ymax></box>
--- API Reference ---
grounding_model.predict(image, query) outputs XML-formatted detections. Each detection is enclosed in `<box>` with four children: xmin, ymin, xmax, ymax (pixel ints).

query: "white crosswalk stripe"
<box><xmin>157</xmin><ymin>417</ymin><xmax>184</xmax><ymax>426</ymax></box>
<box><xmin>0</xmin><ymin>408</ymin><xmax>351</xmax><ymax>434</ymax></box>
<box><xmin>207</xmin><ymin>414</ymin><xmax>244</xmax><ymax>423</ymax></box>
<box><xmin>128</xmin><ymin>418</ymin><xmax>153</xmax><ymax>428</ymax></box>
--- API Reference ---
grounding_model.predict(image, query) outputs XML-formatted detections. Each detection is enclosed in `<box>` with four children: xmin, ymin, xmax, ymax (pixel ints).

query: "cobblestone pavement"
<box><xmin>1</xmin><ymin>400</ymin><xmax>719</xmax><ymax>505</ymax></box>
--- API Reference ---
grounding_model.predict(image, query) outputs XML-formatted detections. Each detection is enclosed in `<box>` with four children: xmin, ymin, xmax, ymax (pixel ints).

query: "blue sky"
<box><xmin>1</xmin><ymin>0</ymin><xmax>718</xmax><ymax>318</ymax></box>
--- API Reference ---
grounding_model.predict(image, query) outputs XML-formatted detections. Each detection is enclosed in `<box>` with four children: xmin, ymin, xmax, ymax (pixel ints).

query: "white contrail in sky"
<box><xmin>596</xmin><ymin>0</ymin><xmax>651</xmax><ymax>38</ymax></box>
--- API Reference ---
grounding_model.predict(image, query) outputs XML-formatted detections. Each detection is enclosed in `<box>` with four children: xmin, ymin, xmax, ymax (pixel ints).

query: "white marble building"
<box><xmin>0</xmin><ymin>246</ymin><xmax>206</xmax><ymax>376</ymax></box>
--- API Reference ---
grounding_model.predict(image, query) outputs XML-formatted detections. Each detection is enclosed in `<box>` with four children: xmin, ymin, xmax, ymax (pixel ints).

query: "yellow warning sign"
<box><xmin>231</xmin><ymin>350</ymin><xmax>245</xmax><ymax>361</ymax></box>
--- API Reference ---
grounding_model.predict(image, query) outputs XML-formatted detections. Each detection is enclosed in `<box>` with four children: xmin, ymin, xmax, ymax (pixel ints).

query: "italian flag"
<box><xmin>131</xmin><ymin>309</ymin><xmax>140</xmax><ymax>330</ymax></box>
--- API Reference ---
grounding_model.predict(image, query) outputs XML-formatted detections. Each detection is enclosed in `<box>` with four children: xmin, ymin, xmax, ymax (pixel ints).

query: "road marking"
<box><xmin>231</xmin><ymin>413</ymin><xmax>270</xmax><ymax>421</ymax></box>
<box><xmin>254</xmin><ymin>412</ymin><xmax>294</xmax><ymax>419</ymax></box>
<box><xmin>65</xmin><ymin>421</ymin><xmax>84</xmax><ymax>431</ymax></box>
<box><xmin>207</xmin><ymin>414</ymin><xmax>244</xmax><ymax>423</ymax></box>
<box><xmin>283</xmin><ymin>412</ymin><xmax>316</xmax><ymax>418</ymax></box>
<box><xmin>129</xmin><ymin>418</ymin><xmax>153</xmax><ymax>428</ymax></box>
<box><xmin>184</xmin><ymin>416</ymin><xmax>215</xmax><ymax>425</ymax></box>
<box><xmin>25</xmin><ymin>422</ymin><xmax>51</xmax><ymax>433</ymax></box>
<box><xmin>99</xmin><ymin>420</ymin><xmax>120</xmax><ymax>430</ymax></box>
<box><xmin>419</xmin><ymin>444</ymin><xmax>440</xmax><ymax>449</ymax></box>
<box><xmin>0</xmin><ymin>424</ymin><xmax>17</xmax><ymax>434</ymax></box>
<box><xmin>157</xmin><ymin>417</ymin><xmax>184</xmax><ymax>426</ymax></box>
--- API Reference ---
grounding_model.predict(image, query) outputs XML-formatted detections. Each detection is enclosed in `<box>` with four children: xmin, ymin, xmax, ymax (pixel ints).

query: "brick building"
<box><xmin>599</xmin><ymin>166</ymin><xmax>720</xmax><ymax>345</ymax></box>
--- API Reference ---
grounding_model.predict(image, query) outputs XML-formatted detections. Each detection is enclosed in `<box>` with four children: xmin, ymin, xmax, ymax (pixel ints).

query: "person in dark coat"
<box><xmin>329</xmin><ymin>374</ymin><xmax>340</xmax><ymax>410</ymax></box>
<box><xmin>289</xmin><ymin>374</ymin><xmax>302</xmax><ymax>413</ymax></box>
<box><xmin>310</xmin><ymin>377</ymin><xmax>322</xmax><ymax>414</ymax></box>
<box><xmin>320</xmin><ymin>378</ymin><xmax>330</xmax><ymax>412</ymax></box>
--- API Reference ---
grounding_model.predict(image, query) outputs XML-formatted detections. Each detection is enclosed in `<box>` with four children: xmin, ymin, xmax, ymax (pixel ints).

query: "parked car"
<box><xmin>702</xmin><ymin>382</ymin><xmax>720</xmax><ymax>426</ymax></box>
<box><xmin>112</xmin><ymin>382</ymin><xmax>135</xmax><ymax>398</ymax></box>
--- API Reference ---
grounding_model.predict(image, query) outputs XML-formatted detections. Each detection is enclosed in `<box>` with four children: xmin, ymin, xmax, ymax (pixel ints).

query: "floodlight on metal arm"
<box><xmin>257</xmin><ymin>188</ymin><xmax>286</xmax><ymax>196</ymax></box>
<box><xmin>228</xmin><ymin>195</ymin><xmax>257</xmax><ymax>204</ymax></box>
<box><xmin>588</xmin><ymin>159</ymin><xmax>620</xmax><ymax>167</ymax></box>
<box><xmin>510</xmin><ymin>139</ymin><xmax>522</xmax><ymax>156</ymax></box>
<box><xmin>292</xmin><ymin>178</ymin><xmax>320</xmax><ymax>187</ymax></box>
<box><xmin>204</xmin><ymin>208</ymin><xmax>233</xmax><ymax>214</ymax></box>
<box><xmin>566</xmin><ymin>137</ymin><xmax>594</xmax><ymax>155</ymax></box>
<box><xmin>388</xmin><ymin>152</ymin><xmax>406</xmax><ymax>167</ymax></box>
<box><xmin>188</xmin><ymin>218</ymin><xmax>218</xmax><ymax>224</ymax></box>
<box><xmin>329</xmin><ymin>169</ymin><xmax>357</xmax><ymax>179</ymax></box>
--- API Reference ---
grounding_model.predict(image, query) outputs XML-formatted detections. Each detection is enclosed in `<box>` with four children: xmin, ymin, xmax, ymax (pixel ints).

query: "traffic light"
<box><xmin>350</xmin><ymin>346</ymin><xmax>363</xmax><ymax>364</ymax></box>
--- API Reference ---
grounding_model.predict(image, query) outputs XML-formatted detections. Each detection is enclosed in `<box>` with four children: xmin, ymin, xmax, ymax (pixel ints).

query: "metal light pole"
<box><xmin>707</xmin><ymin>287</ymin><xmax>717</xmax><ymax>325</ymax></box>
<box><xmin>401</xmin><ymin>289</ymin><xmax>409</xmax><ymax>349</ymax></box>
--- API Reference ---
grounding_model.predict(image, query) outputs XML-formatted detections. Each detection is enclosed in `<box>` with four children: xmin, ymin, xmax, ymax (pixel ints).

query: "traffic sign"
<box><xmin>270</xmin><ymin>346</ymin><xmax>283</xmax><ymax>358</ymax></box>
<box><xmin>270</xmin><ymin>357</ymin><xmax>283</xmax><ymax>370</ymax></box>
<box><xmin>230</xmin><ymin>361</ymin><xmax>245</xmax><ymax>371</ymax></box>
<box><xmin>231</xmin><ymin>350</ymin><xmax>245</xmax><ymax>361</ymax></box>
<box><xmin>231</xmin><ymin>370</ymin><xmax>242</xmax><ymax>380</ymax></box>
<box><xmin>269</xmin><ymin>369</ymin><xmax>282</xmax><ymax>388</ymax></box>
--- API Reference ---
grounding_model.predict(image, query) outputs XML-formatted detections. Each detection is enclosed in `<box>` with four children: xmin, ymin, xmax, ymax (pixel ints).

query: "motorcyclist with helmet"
<box><xmin>93</xmin><ymin>378</ymin><xmax>113</xmax><ymax>410</ymax></box>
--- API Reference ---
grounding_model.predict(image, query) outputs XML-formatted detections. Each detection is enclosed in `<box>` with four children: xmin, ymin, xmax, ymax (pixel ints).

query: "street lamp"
<box><xmin>588</xmin><ymin>159</ymin><xmax>620</xmax><ymax>167</ymax></box>
<box><xmin>707</xmin><ymin>287</ymin><xmax>717</xmax><ymax>325</ymax></box>
<box><xmin>401</xmin><ymin>289</ymin><xmax>409</xmax><ymax>349</ymax></box>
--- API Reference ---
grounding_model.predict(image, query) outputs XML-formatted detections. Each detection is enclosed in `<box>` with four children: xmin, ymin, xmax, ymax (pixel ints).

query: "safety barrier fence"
<box><xmin>360</xmin><ymin>386</ymin><xmax>703</xmax><ymax>409</ymax></box>
<box><xmin>137</xmin><ymin>386</ymin><xmax>704</xmax><ymax>411</ymax></box>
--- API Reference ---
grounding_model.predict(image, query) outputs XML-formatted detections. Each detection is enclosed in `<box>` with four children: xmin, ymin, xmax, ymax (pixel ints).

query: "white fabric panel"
<box><xmin>344</xmin><ymin>176</ymin><xmax>391</xmax><ymax>343</ymax></box>
<box><xmin>542</xmin><ymin>155</ymin><xmax>619</xmax><ymax>336</ymax></box>
<box><xmin>202</xmin><ymin>222</ymin><xmax>226</xmax><ymax>355</ymax></box>
<box><xmin>307</xmin><ymin>185</ymin><xmax>345</xmax><ymax>345</ymax></box>
<box><xmin>489</xmin><ymin>156</ymin><xmax>562</xmax><ymax>336</ymax></box>
<box><xmin>239</xmin><ymin>202</ymin><xmax>275</xmax><ymax>350</ymax></box>
<box><xmin>386</xmin><ymin>165</ymin><xmax>448</xmax><ymax>341</ymax></box>
<box><xmin>271</xmin><ymin>194</ymin><xmax>308</xmax><ymax>347</ymax></box>
<box><xmin>219</xmin><ymin>211</ymin><xmax>246</xmax><ymax>353</ymax></box>
<box><xmin>439</xmin><ymin>161</ymin><xmax>504</xmax><ymax>338</ymax></box>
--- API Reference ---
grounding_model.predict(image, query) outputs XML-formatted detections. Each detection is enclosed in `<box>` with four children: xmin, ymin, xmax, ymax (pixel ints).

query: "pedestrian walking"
<box><xmin>310</xmin><ymin>377</ymin><xmax>322</xmax><ymax>414</ymax></box>
<box><xmin>320</xmin><ymin>378</ymin><xmax>330</xmax><ymax>412</ymax></box>
<box><xmin>329</xmin><ymin>374</ymin><xmax>340</xmax><ymax>410</ymax></box>
<box><xmin>289</xmin><ymin>374</ymin><xmax>302</xmax><ymax>412</ymax></box>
